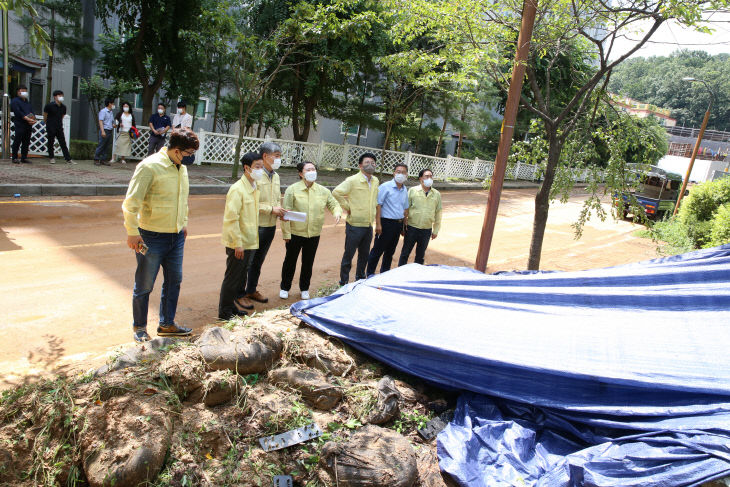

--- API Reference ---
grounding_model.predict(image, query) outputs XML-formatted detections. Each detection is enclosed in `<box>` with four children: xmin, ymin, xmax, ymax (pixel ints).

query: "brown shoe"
<box><xmin>246</xmin><ymin>291</ymin><xmax>268</xmax><ymax>303</ymax></box>
<box><xmin>235</xmin><ymin>296</ymin><xmax>254</xmax><ymax>310</ymax></box>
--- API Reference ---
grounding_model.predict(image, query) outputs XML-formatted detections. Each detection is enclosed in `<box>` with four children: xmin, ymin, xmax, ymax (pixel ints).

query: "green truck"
<box><xmin>614</xmin><ymin>164</ymin><xmax>685</xmax><ymax>221</ymax></box>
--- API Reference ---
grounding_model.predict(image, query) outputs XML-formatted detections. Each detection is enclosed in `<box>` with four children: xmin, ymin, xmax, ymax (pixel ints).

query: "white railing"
<box><xmin>107</xmin><ymin>124</ymin><xmax>545</xmax><ymax>183</ymax></box>
<box><xmin>1</xmin><ymin>111</ymin><xmax>72</xmax><ymax>158</ymax></box>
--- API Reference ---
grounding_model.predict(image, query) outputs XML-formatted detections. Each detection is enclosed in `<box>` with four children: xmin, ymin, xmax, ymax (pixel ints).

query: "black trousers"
<box><xmin>47</xmin><ymin>129</ymin><xmax>71</xmax><ymax>161</ymax></box>
<box><xmin>245</xmin><ymin>225</ymin><xmax>276</xmax><ymax>296</ymax></box>
<box><xmin>148</xmin><ymin>134</ymin><xmax>166</xmax><ymax>155</ymax></box>
<box><xmin>12</xmin><ymin>123</ymin><xmax>31</xmax><ymax>160</ymax></box>
<box><xmin>398</xmin><ymin>225</ymin><xmax>432</xmax><ymax>266</ymax></box>
<box><xmin>218</xmin><ymin>247</ymin><xmax>254</xmax><ymax>319</ymax></box>
<box><xmin>281</xmin><ymin>235</ymin><xmax>320</xmax><ymax>292</ymax></box>
<box><xmin>366</xmin><ymin>217</ymin><xmax>403</xmax><ymax>276</ymax></box>
<box><xmin>339</xmin><ymin>223</ymin><xmax>372</xmax><ymax>285</ymax></box>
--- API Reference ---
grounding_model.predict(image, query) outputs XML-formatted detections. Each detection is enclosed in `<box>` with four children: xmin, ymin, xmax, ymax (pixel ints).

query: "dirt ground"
<box><xmin>0</xmin><ymin>188</ymin><xmax>658</xmax><ymax>389</ymax></box>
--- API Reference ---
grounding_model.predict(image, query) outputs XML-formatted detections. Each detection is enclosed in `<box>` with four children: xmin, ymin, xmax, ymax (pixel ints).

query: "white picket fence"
<box><xmin>114</xmin><ymin>126</ymin><xmax>552</xmax><ymax>182</ymax></box>
<box><xmin>1</xmin><ymin>112</ymin><xmax>72</xmax><ymax>158</ymax></box>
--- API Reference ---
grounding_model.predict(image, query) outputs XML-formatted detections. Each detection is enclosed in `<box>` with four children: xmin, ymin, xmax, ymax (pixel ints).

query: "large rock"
<box><xmin>159</xmin><ymin>346</ymin><xmax>207</xmax><ymax>398</ymax></box>
<box><xmin>95</xmin><ymin>337</ymin><xmax>177</xmax><ymax>376</ymax></box>
<box><xmin>196</xmin><ymin>327</ymin><xmax>282</xmax><ymax>373</ymax></box>
<box><xmin>320</xmin><ymin>425</ymin><xmax>418</xmax><ymax>487</ymax></box>
<box><xmin>367</xmin><ymin>376</ymin><xmax>401</xmax><ymax>425</ymax></box>
<box><xmin>187</xmin><ymin>370</ymin><xmax>245</xmax><ymax>407</ymax></box>
<box><xmin>80</xmin><ymin>395</ymin><xmax>172</xmax><ymax>487</ymax></box>
<box><xmin>268</xmin><ymin>367</ymin><xmax>342</xmax><ymax>410</ymax></box>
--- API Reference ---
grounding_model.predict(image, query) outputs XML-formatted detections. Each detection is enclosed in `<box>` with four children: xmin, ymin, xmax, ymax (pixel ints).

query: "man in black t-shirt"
<box><xmin>43</xmin><ymin>90</ymin><xmax>75</xmax><ymax>164</ymax></box>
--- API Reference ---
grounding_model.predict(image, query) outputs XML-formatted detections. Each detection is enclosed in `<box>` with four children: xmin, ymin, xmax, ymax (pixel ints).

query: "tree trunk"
<box><xmin>527</xmin><ymin>130</ymin><xmax>562</xmax><ymax>270</ymax></box>
<box><xmin>212</xmin><ymin>64</ymin><xmax>222</xmax><ymax>132</ymax></box>
<box><xmin>141</xmin><ymin>85</ymin><xmax>156</xmax><ymax>123</ymax></box>
<box><xmin>435</xmin><ymin>110</ymin><xmax>449</xmax><ymax>157</ymax></box>
<box><xmin>45</xmin><ymin>9</ymin><xmax>55</xmax><ymax>102</ymax></box>
<box><xmin>414</xmin><ymin>98</ymin><xmax>425</xmax><ymax>152</ymax></box>
<box><xmin>232</xmin><ymin>96</ymin><xmax>246</xmax><ymax>179</ymax></box>
<box><xmin>456</xmin><ymin>103</ymin><xmax>467</xmax><ymax>158</ymax></box>
<box><xmin>356</xmin><ymin>84</ymin><xmax>367</xmax><ymax>145</ymax></box>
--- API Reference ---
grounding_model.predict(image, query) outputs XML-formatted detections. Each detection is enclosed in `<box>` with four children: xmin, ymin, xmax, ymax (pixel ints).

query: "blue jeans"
<box><xmin>132</xmin><ymin>228</ymin><xmax>185</xmax><ymax>329</ymax></box>
<box><xmin>94</xmin><ymin>129</ymin><xmax>113</xmax><ymax>161</ymax></box>
<box><xmin>398</xmin><ymin>225</ymin><xmax>432</xmax><ymax>266</ymax></box>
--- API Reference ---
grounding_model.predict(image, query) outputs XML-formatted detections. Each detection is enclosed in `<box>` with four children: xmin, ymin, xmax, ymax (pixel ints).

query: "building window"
<box><xmin>135</xmin><ymin>93</ymin><xmax>143</xmax><ymax>109</ymax></box>
<box><xmin>72</xmin><ymin>75</ymin><xmax>80</xmax><ymax>100</ymax></box>
<box><xmin>195</xmin><ymin>98</ymin><xmax>208</xmax><ymax>118</ymax></box>
<box><xmin>340</xmin><ymin>122</ymin><xmax>366</xmax><ymax>138</ymax></box>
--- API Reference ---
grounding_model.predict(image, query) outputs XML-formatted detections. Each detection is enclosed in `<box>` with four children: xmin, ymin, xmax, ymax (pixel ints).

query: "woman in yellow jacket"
<box><xmin>280</xmin><ymin>162</ymin><xmax>342</xmax><ymax>300</ymax></box>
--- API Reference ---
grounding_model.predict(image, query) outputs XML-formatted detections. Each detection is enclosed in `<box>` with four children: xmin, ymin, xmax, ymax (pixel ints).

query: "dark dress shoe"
<box><xmin>134</xmin><ymin>328</ymin><xmax>151</xmax><ymax>342</ymax></box>
<box><xmin>157</xmin><ymin>323</ymin><xmax>192</xmax><ymax>337</ymax></box>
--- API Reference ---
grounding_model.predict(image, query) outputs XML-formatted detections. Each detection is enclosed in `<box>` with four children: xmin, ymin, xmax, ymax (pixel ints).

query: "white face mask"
<box><xmin>123</xmin><ymin>106</ymin><xmax>130</xmax><ymax>113</ymax></box>
<box><xmin>177</xmin><ymin>108</ymin><xmax>183</xmax><ymax>114</ymax></box>
<box><xmin>56</xmin><ymin>96</ymin><xmax>64</xmax><ymax>103</ymax></box>
<box><xmin>158</xmin><ymin>109</ymin><xmax>164</xmax><ymax>115</ymax></box>
<box><xmin>304</xmin><ymin>170</ymin><xmax>317</xmax><ymax>182</ymax></box>
<box><xmin>271</xmin><ymin>158</ymin><xmax>282</xmax><ymax>170</ymax></box>
<box><xmin>110</xmin><ymin>105</ymin><xmax>115</xmax><ymax>110</ymax></box>
<box><xmin>394</xmin><ymin>173</ymin><xmax>407</xmax><ymax>184</ymax></box>
<box><xmin>19</xmin><ymin>91</ymin><xmax>28</xmax><ymax>98</ymax></box>
<box><xmin>250</xmin><ymin>168</ymin><xmax>264</xmax><ymax>181</ymax></box>
<box><xmin>423</xmin><ymin>178</ymin><xmax>434</xmax><ymax>188</ymax></box>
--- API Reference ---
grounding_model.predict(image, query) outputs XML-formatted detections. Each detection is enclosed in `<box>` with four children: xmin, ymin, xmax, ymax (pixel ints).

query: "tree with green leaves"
<box><xmin>387</xmin><ymin>0</ymin><xmax>728</xmax><ymax>270</ymax></box>
<box><xmin>2</xmin><ymin>0</ymin><xmax>49</xmax><ymax>56</ymax></box>
<box><xmin>79</xmin><ymin>75</ymin><xmax>137</xmax><ymax>119</ymax></box>
<box><xmin>95</xmin><ymin>0</ymin><xmax>202</xmax><ymax>122</ymax></box>
<box><xmin>609</xmin><ymin>50</ymin><xmax>730</xmax><ymax>131</ymax></box>
<box><xmin>20</xmin><ymin>0</ymin><xmax>95</xmax><ymax>101</ymax></box>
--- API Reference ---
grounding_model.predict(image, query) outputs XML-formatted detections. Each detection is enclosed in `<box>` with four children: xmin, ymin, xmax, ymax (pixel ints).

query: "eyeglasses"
<box><xmin>181</xmin><ymin>149</ymin><xmax>196</xmax><ymax>157</ymax></box>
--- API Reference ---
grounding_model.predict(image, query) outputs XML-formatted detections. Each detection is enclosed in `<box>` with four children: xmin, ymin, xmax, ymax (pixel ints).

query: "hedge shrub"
<box><xmin>70</xmin><ymin>139</ymin><xmax>97</xmax><ymax>161</ymax></box>
<box><xmin>677</xmin><ymin>177</ymin><xmax>730</xmax><ymax>248</ymax></box>
<box><xmin>708</xmin><ymin>203</ymin><xmax>730</xmax><ymax>247</ymax></box>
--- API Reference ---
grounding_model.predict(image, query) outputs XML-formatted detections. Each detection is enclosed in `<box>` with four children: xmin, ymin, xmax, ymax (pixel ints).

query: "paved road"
<box><xmin>0</xmin><ymin>190</ymin><xmax>657</xmax><ymax>388</ymax></box>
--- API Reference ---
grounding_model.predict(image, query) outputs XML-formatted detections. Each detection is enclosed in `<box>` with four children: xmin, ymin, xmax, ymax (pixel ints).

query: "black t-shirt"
<box><xmin>43</xmin><ymin>102</ymin><xmax>66</xmax><ymax>132</ymax></box>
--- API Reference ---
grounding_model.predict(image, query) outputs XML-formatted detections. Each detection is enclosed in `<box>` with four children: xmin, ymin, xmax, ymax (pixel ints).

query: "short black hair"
<box><xmin>297</xmin><ymin>161</ymin><xmax>316</xmax><ymax>173</ymax></box>
<box><xmin>177</xmin><ymin>101</ymin><xmax>186</xmax><ymax>108</ymax></box>
<box><xmin>104</xmin><ymin>97</ymin><xmax>114</xmax><ymax>106</ymax></box>
<box><xmin>394</xmin><ymin>163</ymin><xmax>408</xmax><ymax>172</ymax></box>
<box><xmin>358</xmin><ymin>152</ymin><xmax>377</xmax><ymax>165</ymax></box>
<box><xmin>168</xmin><ymin>127</ymin><xmax>199</xmax><ymax>151</ymax></box>
<box><xmin>240</xmin><ymin>151</ymin><xmax>262</xmax><ymax>168</ymax></box>
<box><xmin>120</xmin><ymin>100</ymin><xmax>131</xmax><ymax>108</ymax></box>
<box><xmin>418</xmin><ymin>168</ymin><xmax>433</xmax><ymax>178</ymax></box>
<box><xmin>17</xmin><ymin>85</ymin><xmax>27</xmax><ymax>91</ymax></box>
<box><xmin>52</xmin><ymin>90</ymin><xmax>63</xmax><ymax>97</ymax></box>
<box><xmin>157</xmin><ymin>103</ymin><xmax>166</xmax><ymax>108</ymax></box>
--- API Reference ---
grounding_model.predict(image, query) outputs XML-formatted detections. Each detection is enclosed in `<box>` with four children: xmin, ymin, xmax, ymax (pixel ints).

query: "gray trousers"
<box><xmin>340</xmin><ymin>223</ymin><xmax>373</xmax><ymax>285</ymax></box>
<box><xmin>148</xmin><ymin>133</ymin><xmax>166</xmax><ymax>155</ymax></box>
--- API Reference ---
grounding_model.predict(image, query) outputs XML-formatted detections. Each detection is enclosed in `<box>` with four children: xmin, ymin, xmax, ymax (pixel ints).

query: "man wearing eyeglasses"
<box><xmin>122</xmin><ymin>127</ymin><xmax>199</xmax><ymax>343</ymax></box>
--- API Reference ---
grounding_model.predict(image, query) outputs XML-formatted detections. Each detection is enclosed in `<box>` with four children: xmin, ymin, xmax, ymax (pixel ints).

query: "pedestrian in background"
<box><xmin>112</xmin><ymin>101</ymin><xmax>135</xmax><ymax>164</ymax></box>
<box><xmin>219</xmin><ymin>152</ymin><xmax>263</xmax><ymax>320</ymax></box>
<box><xmin>148</xmin><ymin>103</ymin><xmax>171</xmax><ymax>155</ymax></box>
<box><xmin>333</xmin><ymin>152</ymin><xmax>379</xmax><ymax>285</ymax></box>
<box><xmin>43</xmin><ymin>90</ymin><xmax>74</xmax><ymax>164</ymax></box>
<box><xmin>10</xmin><ymin>85</ymin><xmax>36</xmax><ymax>164</ymax></box>
<box><xmin>122</xmin><ymin>127</ymin><xmax>199</xmax><ymax>342</ymax></box>
<box><xmin>366</xmin><ymin>163</ymin><xmax>409</xmax><ymax>276</ymax></box>
<box><xmin>173</xmin><ymin>101</ymin><xmax>195</xmax><ymax>165</ymax></box>
<box><xmin>398</xmin><ymin>168</ymin><xmax>442</xmax><ymax>266</ymax></box>
<box><xmin>93</xmin><ymin>97</ymin><xmax>115</xmax><ymax>166</ymax></box>
<box><xmin>279</xmin><ymin>161</ymin><xmax>341</xmax><ymax>300</ymax></box>
<box><xmin>241</xmin><ymin>142</ymin><xmax>285</xmax><ymax>307</ymax></box>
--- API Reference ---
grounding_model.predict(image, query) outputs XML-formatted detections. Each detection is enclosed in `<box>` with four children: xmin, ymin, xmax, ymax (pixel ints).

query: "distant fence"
<box><xmin>115</xmin><ymin>126</ymin><xmax>551</xmax><ymax>183</ymax></box>
<box><xmin>668</xmin><ymin>142</ymin><xmax>729</xmax><ymax>161</ymax></box>
<box><xmin>666</xmin><ymin>126</ymin><xmax>730</xmax><ymax>143</ymax></box>
<box><xmin>1</xmin><ymin>112</ymin><xmax>72</xmax><ymax>158</ymax></box>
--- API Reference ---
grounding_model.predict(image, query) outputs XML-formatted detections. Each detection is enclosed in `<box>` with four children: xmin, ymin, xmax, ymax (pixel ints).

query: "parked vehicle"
<box><xmin>614</xmin><ymin>164</ymin><xmax>685</xmax><ymax>221</ymax></box>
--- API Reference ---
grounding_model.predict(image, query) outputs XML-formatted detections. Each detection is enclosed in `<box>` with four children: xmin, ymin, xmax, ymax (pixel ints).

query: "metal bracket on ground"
<box><xmin>418</xmin><ymin>410</ymin><xmax>454</xmax><ymax>441</ymax></box>
<box><xmin>273</xmin><ymin>475</ymin><xmax>293</xmax><ymax>487</ymax></box>
<box><xmin>259</xmin><ymin>423</ymin><xmax>323</xmax><ymax>452</ymax></box>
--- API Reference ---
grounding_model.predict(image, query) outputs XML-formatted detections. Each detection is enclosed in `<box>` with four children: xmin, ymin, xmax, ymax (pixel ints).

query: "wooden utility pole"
<box><xmin>475</xmin><ymin>0</ymin><xmax>537</xmax><ymax>272</ymax></box>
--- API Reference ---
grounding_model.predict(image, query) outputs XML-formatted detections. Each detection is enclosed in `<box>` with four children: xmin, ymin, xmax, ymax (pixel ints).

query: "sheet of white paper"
<box><xmin>283</xmin><ymin>211</ymin><xmax>307</xmax><ymax>222</ymax></box>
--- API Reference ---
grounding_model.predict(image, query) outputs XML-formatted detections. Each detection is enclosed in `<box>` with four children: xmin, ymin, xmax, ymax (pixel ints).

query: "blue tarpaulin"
<box><xmin>290</xmin><ymin>245</ymin><xmax>730</xmax><ymax>486</ymax></box>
